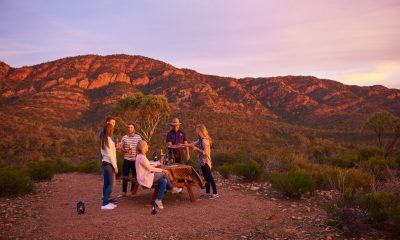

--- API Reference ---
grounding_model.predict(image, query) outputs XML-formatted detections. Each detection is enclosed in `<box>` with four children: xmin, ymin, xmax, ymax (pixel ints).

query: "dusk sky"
<box><xmin>1</xmin><ymin>0</ymin><xmax>399</xmax><ymax>88</ymax></box>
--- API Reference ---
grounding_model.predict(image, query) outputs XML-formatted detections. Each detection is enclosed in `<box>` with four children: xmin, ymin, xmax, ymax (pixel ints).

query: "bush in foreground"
<box><xmin>0</xmin><ymin>168</ymin><xmax>33</xmax><ymax>196</ymax></box>
<box><xmin>218</xmin><ymin>164</ymin><xmax>233</xmax><ymax>179</ymax></box>
<box><xmin>329</xmin><ymin>168</ymin><xmax>372</xmax><ymax>202</ymax></box>
<box><xmin>361</xmin><ymin>191</ymin><xmax>400</xmax><ymax>235</ymax></box>
<box><xmin>55</xmin><ymin>159</ymin><xmax>77</xmax><ymax>173</ymax></box>
<box><xmin>232</xmin><ymin>160</ymin><xmax>264</xmax><ymax>181</ymax></box>
<box><xmin>216</xmin><ymin>160</ymin><xmax>264</xmax><ymax>181</ymax></box>
<box><xmin>77</xmin><ymin>160</ymin><xmax>100</xmax><ymax>173</ymax></box>
<box><xmin>27</xmin><ymin>160</ymin><xmax>56</xmax><ymax>181</ymax></box>
<box><xmin>269</xmin><ymin>169</ymin><xmax>316</xmax><ymax>198</ymax></box>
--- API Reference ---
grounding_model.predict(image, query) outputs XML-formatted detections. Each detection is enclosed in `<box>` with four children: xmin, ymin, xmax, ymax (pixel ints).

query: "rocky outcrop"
<box><xmin>88</xmin><ymin>72</ymin><xmax>130</xmax><ymax>89</ymax></box>
<box><xmin>0</xmin><ymin>61</ymin><xmax>11</xmax><ymax>80</ymax></box>
<box><xmin>132</xmin><ymin>75</ymin><xmax>149</xmax><ymax>86</ymax></box>
<box><xmin>0</xmin><ymin>54</ymin><xmax>399</xmax><ymax>128</ymax></box>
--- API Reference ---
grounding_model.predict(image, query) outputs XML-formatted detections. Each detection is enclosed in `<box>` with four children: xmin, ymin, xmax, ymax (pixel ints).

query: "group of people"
<box><xmin>99</xmin><ymin>117</ymin><xmax>218</xmax><ymax>210</ymax></box>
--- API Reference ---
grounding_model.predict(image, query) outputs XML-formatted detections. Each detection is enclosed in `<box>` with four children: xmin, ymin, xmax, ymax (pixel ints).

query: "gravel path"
<box><xmin>0</xmin><ymin>173</ymin><xmax>390</xmax><ymax>240</ymax></box>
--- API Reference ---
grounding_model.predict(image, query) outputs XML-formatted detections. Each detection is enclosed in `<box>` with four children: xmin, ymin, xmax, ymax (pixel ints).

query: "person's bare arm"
<box><xmin>119</xmin><ymin>137</ymin><xmax>124</xmax><ymax>152</ymax></box>
<box><xmin>184</xmin><ymin>140</ymin><xmax>190</xmax><ymax>160</ymax></box>
<box><xmin>192</xmin><ymin>146</ymin><xmax>204</xmax><ymax>154</ymax></box>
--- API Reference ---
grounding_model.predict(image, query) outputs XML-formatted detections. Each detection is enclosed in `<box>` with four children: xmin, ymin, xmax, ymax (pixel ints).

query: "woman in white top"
<box><xmin>100</xmin><ymin>123</ymin><xmax>119</xmax><ymax>210</ymax></box>
<box><xmin>135</xmin><ymin>140</ymin><xmax>181</xmax><ymax>209</ymax></box>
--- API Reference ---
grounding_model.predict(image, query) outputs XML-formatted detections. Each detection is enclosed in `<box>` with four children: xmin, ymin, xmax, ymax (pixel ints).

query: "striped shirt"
<box><xmin>120</xmin><ymin>134</ymin><xmax>142</xmax><ymax>161</ymax></box>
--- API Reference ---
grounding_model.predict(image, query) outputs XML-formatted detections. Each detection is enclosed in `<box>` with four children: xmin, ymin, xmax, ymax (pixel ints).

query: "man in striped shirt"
<box><xmin>120</xmin><ymin>123</ymin><xmax>142</xmax><ymax>196</ymax></box>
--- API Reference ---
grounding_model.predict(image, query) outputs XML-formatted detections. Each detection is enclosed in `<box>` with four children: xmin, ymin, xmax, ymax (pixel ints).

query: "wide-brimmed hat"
<box><xmin>170</xmin><ymin>118</ymin><xmax>183</xmax><ymax>126</ymax></box>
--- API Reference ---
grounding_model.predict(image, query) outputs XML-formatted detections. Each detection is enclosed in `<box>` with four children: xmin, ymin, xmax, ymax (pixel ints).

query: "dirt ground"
<box><xmin>0</xmin><ymin>173</ymin><xmax>390</xmax><ymax>240</ymax></box>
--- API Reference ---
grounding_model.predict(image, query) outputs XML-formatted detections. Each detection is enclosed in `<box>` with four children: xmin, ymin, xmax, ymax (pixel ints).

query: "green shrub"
<box><xmin>360</xmin><ymin>156</ymin><xmax>393</xmax><ymax>180</ymax></box>
<box><xmin>358</xmin><ymin>147</ymin><xmax>384</xmax><ymax>161</ymax></box>
<box><xmin>218</xmin><ymin>164</ymin><xmax>233</xmax><ymax>179</ymax></box>
<box><xmin>395</xmin><ymin>155</ymin><xmax>400</xmax><ymax>169</ymax></box>
<box><xmin>280</xmin><ymin>152</ymin><xmax>310</xmax><ymax>171</ymax></box>
<box><xmin>27</xmin><ymin>160</ymin><xmax>56</xmax><ymax>181</ymax></box>
<box><xmin>302</xmin><ymin>164</ymin><xmax>337</xmax><ymax>189</ymax></box>
<box><xmin>252</xmin><ymin>150</ymin><xmax>272</xmax><ymax>163</ymax></box>
<box><xmin>216</xmin><ymin>160</ymin><xmax>264</xmax><ymax>181</ymax></box>
<box><xmin>77</xmin><ymin>160</ymin><xmax>100</xmax><ymax>173</ymax></box>
<box><xmin>345</xmin><ymin>169</ymin><xmax>372</xmax><ymax>196</ymax></box>
<box><xmin>269</xmin><ymin>169</ymin><xmax>316</xmax><ymax>198</ymax></box>
<box><xmin>212</xmin><ymin>152</ymin><xmax>239</xmax><ymax>167</ymax></box>
<box><xmin>328</xmin><ymin>154</ymin><xmax>357</xmax><ymax>168</ymax></box>
<box><xmin>0</xmin><ymin>168</ymin><xmax>33</xmax><ymax>196</ymax></box>
<box><xmin>361</xmin><ymin>191</ymin><xmax>400</xmax><ymax>235</ymax></box>
<box><xmin>329</xmin><ymin>168</ymin><xmax>372</xmax><ymax>202</ymax></box>
<box><xmin>308</xmin><ymin>139</ymin><xmax>345</xmax><ymax>164</ymax></box>
<box><xmin>325</xmin><ymin>203</ymin><xmax>341</xmax><ymax>228</ymax></box>
<box><xmin>324</xmin><ymin>200</ymin><xmax>364</xmax><ymax>234</ymax></box>
<box><xmin>55</xmin><ymin>159</ymin><xmax>77</xmax><ymax>173</ymax></box>
<box><xmin>232</xmin><ymin>160</ymin><xmax>264</xmax><ymax>181</ymax></box>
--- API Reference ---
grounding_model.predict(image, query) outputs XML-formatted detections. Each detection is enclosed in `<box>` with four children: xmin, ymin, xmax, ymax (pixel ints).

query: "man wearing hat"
<box><xmin>166</xmin><ymin>118</ymin><xmax>190</xmax><ymax>163</ymax></box>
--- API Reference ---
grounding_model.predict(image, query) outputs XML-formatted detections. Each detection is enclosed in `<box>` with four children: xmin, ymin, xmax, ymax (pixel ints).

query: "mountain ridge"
<box><xmin>0</xmin><ymin>54</ymin><xmax>399</xmax><ymax>129</ymax></box>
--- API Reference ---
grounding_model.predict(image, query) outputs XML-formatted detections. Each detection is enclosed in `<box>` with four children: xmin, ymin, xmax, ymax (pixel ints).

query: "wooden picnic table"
<box><xmin>160</xmin><ymin>164</ymin><xmax>204</xmax><ymax>202</ymax></box>
<box><xmin>123</xmin><ymin>163</ymin><xmax>204</xmax><ymax>203</ymax></box>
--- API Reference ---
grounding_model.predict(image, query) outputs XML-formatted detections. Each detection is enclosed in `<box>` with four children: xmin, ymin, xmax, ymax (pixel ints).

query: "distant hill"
<box><xmin>1</xmin><ymin>54</ymin><xmax>399</xmax><ymax>130</ymax></box>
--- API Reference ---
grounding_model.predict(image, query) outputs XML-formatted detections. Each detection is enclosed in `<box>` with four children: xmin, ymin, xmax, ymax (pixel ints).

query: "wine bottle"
<box><xmin>160</xmin><ymin>149</ymin><xmax>164</xmax><ymax>164</ymax></box>
<box><xmin>170</xmin><ymin>150</ymin><xmax>175</xmax><ymax>164</ymax></box>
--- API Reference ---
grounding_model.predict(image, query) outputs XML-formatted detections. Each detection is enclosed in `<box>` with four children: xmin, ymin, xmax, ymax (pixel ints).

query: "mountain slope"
<box><xmin>0</xmin><ymin>54</ymin><xmax>399</xmax><ymax>129</ymax></box>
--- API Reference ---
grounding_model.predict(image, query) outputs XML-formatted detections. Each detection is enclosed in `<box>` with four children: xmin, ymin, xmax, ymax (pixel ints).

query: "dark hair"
<box><xmin>105</xmin><ymin>116</ymin><xmax>115</xmax><ymax>124</ymax></box>
<box><xmin>101</xmin><ymin>124</ymin><xmax>114</xmax><ymax>150</ymax></box>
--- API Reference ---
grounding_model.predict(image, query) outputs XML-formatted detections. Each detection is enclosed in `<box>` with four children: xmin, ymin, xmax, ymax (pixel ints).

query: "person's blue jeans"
<box><xmin>102</xmin><ymin>164</ymin><xmax>114</xmax><ymax>206</ymax></box>
<box><xmin>153</xmin><ymin>172</ymin><xmax>172</xmax><ymax>200</ymax></box>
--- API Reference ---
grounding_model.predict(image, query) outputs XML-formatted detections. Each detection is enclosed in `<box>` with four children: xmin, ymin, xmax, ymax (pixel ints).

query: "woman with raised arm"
<box><xmin>190</xmin><ymin>124</ymin><xmax>218</xmax><ymax>199</ymax></box>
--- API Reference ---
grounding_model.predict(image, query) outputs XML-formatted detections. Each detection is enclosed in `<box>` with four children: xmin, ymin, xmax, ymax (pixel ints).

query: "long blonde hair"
<box><xmin>136</xmin><ymin>140</ymin><xmax>148</xmax><ymax>155</ymax></box>
<box><xmin>196</xmin><ymin>124</ymin><xmax>212</xmax><ymax>145</ymax></box>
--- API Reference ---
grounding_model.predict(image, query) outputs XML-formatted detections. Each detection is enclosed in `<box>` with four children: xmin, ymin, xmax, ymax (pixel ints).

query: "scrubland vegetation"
<box><xmin>1</xmin><ymin>94</ymin><xmax>399</xmax><ymax>236</ymax></box>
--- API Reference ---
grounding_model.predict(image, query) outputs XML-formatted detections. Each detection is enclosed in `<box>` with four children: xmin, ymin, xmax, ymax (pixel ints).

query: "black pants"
<box><xmin>201</xmin><ymin>164</ymin><xmax>217</xmax><ymax>194</ymax></box>
<box><xmin>122</xmin><ymin>159</ymin><xmax>136</xmax><ymax>193</ymax></box>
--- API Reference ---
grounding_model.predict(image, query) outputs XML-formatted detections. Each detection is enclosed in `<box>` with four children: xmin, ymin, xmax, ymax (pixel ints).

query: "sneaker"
<box><xmin>172</xmin><ymin>187</ymin><xmax>183</xmax><ymax>194</ymax></box>
<box><xmin>154</xmin><ymin>199</ymin><xmax>164</xmax><ymax>209</ymax></box>
<box><xmin>109</xmin><ymin>203</ymin><xmax>117</xmax><ymax>208</ymax></box>
<box><xmin>109</xmin><ymin>199</ymin><xmax>118</xmax><ymax>204</ymax></box>
<box><xmin>101</xmin><ymin>203</ymin><xmax>116</xmax><ymax>210</ymax></box>
<box><xmin>209</xmin><ymin>194</ymin><xmax>219</xmax><ymax>199</ymax></box>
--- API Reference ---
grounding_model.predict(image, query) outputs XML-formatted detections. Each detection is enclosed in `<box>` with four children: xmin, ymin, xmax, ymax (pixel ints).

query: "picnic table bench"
<box><xmin>123</xmin><ymin>164</ymin><xmax>204</xmax><ymax>202</ymax></box>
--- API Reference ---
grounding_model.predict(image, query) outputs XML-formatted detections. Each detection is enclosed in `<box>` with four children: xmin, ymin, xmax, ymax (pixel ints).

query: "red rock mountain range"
<box><xmin>0</xmin><ymin>54</ymin><xmax>399</xmax><ymax>129</ymax></box>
